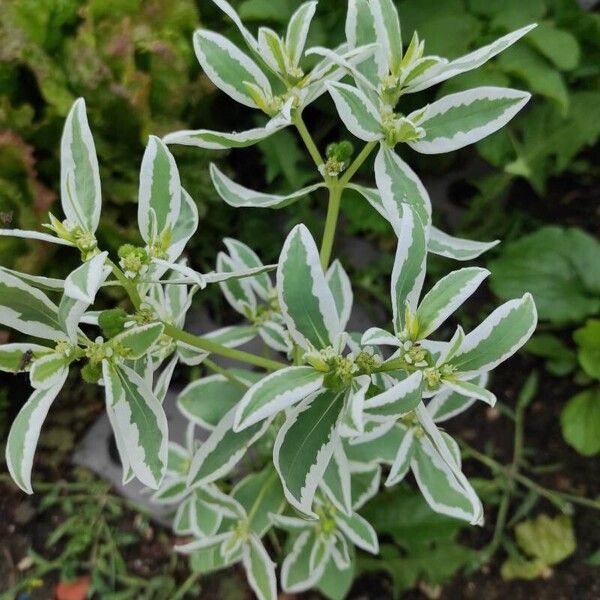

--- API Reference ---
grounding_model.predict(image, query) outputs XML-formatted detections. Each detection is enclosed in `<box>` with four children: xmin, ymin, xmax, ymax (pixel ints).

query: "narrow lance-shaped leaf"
<box><xmin>450</xmin><ymin>294</ymin><xmax>537</xmax><ymax>376</ymax></box>
<box><xmin>346</xmin><ymin>0</ymin><xmax>385</xmax><ymax>83</ymax></box>
<box><xmin>375</xmin><ymin>145</ymin><xmax>432</xmax><ymax>228</ymax></box>
<box><xmin>0</xmin><ymin>343</ymin><xmax>51</xmax><ymax>373</ymax></box>
<box><xmin>390</xmin><ymin>206</ymin><xmax>427</xmax><ymax>334</ymax></box>
<box><xmin>416</xmin><ymin>267</ymin><xmax>489</xmax><ymax>339</ymax></box>
<box><xmin>6</xmin><ymin>372</ymin><xmax>68</xmax><ymax>493</ymax></box>
<box><xmin>426</xmin><ymin>373</ymin><xmax>488</xmax><ymax>423</ymax></box>
<box><xmin>211</xmin><ymin>0</ymin><xmax>259</xmax><ymax>53</ymax></box>
<box><xmin>60</xmin><ymin>98</ymin><xmax>102</xmax><ymax>233</ymax></box>
<box><xmin>274</xmin><ymin>389</ymin><xmax>345</xmax><ymax>515</ymax></box>
<box><xmin>210</xmin><ymin>163</ymin><xmax>325</xmax><ymax>209</ymax></box>
<box><xmin>64</xmin><ymin>251</ymin><xmax>109</xmax><ymax>304</ymax></box>
<box><xmin>194</xmin><ymin>30</ymin><xmax>272</xmax><ymax>109</ymax></box>
<box><xmin>333</xmin><ymin>509</ymin><xmax>379</xmax><ymax>554</ymax></box>
<box><xmin>286</xmin><ymin>1</ymin><xmax>318</xmax><ymax>67</ymax></box>
<box><xmin>368</xmin><ymin>0</ymin><xmax>402</xmax><ymax>75</ymax></box>
<box><xmin>408</xmin><ymin>87</ymin><xmax>531</xmax><ymax>155</ymax></box>
<box><xmin>277</xmin><ymin>224</ymin><xmax>341</xmax><ymax>350</ymax></box>
<box><xmin>281</xmin><ymin>530</ymin><xmax>326</xmax><ymax>593</ymax></box>
<box><xmin>187</xmin><ymin>405</ymin><xmax>272</xmax><ymax>487</ymax></box>
<box><xmin>0</xmin><ymin>269</ymin><xmax>67</xmax><ymax>341</ymax></box>
<box><xmin>103</xmin><ymin>362</ymin><xmax>168</xmax><ymax>489</ymax></box>
<box><xmin>234</xmin><ymin>367</ymin><xmax>324</xmax><ymax>431</ymax></box>
<box><xmin>428</xmin><ymin>226</ymin><xmax>499</xmax><ymax>261</ymax></box>
<box><xmin>224</xmin><ymin>237</ymin><xmax>271</xmax><ymax>300</ymax></box>
<box><xmin>168</xmin><ymin>189</ymin><xmax>199</xmax><ymax>263</ymax></box>
<box><xmin>364</xmin><ymin>371</ymin><xmax>424</xmax><ymax>422</ymax></box>
<box><xmin>217</xmin><ymin>251</ymin><xmax>256</xmax><ymax>315</ymax></box>
<box><xmin>326</xmin><ymin>259</ymin><xmax>353</xmax><ymax>331</ymax></box>
<box><xmin>406</xmin><ymin>24</ymin><xmax>537</xmax><ymax>93</ymax></box>
<box><xmin>243</xmin><ymin>535</ymin><xmax>277</xmax><ymax>600</ymax></box>
<box><xmin>138</xmin><ymin>136</ymin><xmax>181</xmax><ymax>243</ymax></box>
<box><xmin>327</xmin><ymin>82</ymin><xmax>384</xmax><ymax>142</ymax></box>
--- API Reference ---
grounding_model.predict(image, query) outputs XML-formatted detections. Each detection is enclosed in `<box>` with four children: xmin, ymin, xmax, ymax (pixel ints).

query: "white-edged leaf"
<box><xmin>168</xmin><ymin>188</ymin><xmax>199</xmax><ymax>262</ymax></box>
<box><xmin>29</xmin><ymin>352</ymin><xmax>71</xmax><ymax>390</ymax></box>
<box><xmin>444</xmin><ymin>378</ymin><xmax>497</xmax><ymax>407</ymax></box>
<box><xmin>103</xmin><ymin>362</ymin><xmax>168</xmax><ymax>489</ymax></box>
<box><xmin>286</xmin><ymin>1</ymin><xmax>318</xmax><ymax>66</ymax></box>
<box><xmin>350</xmin><ymin>462</ymin><xmax>381</xmax><ymax>509</ymax></box>
<box><xmin>6</xmin><ymin>371</ymin><xmax>68</xmax><ymax>494</ymax></box>
<box><xmin>334</xmin><ymin>509</ymin><xmax>379</xmax><ymax>554</ymax></box>
<box><xmin>217</xmin><ymin>251</ymin><xmax>256</xmax><ymax>315</ymax></box>
<box><xmin>223</xmin><ymin>237</ymin><xmax>271</xmax><ymax>300</ymax></box>
<box><xmin>138</xmin><ymin>136</ymin><xmax>181</xmax><ymax>243</ymax></box>
<box><xmin>234</xmin><ymin>366</ymin><xmax>324</xmax><ymax>431</ymax></box>
<box><xmin>163</xmin><ymin>119</ymin><xmax>289</xmax><ymax>150</ymax></box>
<box><xmin>326</xmin><ymin>259</ymin><xmax>353</xmax><ymax>331</ymax></box>
<box><xmin>187</xmin><ymin>405</ymin><xmax>271</xmax><ymax>486</ymax></box>
<box><xmin>211</xmin><ymin>0</ymin><xmax>259</xmax><ymax>52</ymax></box>
<box><xmin>0</xmin><ymin>343</ymin><xmax>51</xmax><ymax>373</ymax></box>
<box><xmin>327</xmin><ymin>81</ymin><xmax>383</xmax><ymax>141</ymax></box>
<box><xmin>274</xmin><ymin>389</ymin><xmax>345</xmax><ymax>516</ymax></box>
<box><xmin>390</xmin><ymin>205</ymin><xmax>427</xmax><ymax>334</ymax></box>
<box><xmin>451</xmin><ymin>294</ymin><xmax>537</xmax><ymax>376</ymax></box>
<box><xmin>364</xmin><ymin>371</ymin><xmax>423</xmax><ymax>422</ymax></box>
<box><xmin>110</xmin><ymin>323</ymin><xmax>165</xmax><ymax>360</ymax></box>
<box><xmin>64</xmin><ymin>251</ymin><xmax>109</xmax><ymax>304</ymax></box>
<box><xmin>375</xmin><ymin>145</ymin><xmax>431</xmax><ymax>228</ymax></box>
<box><xmin>428</xmin><ymin>226</ymin><xmax>499</xmax><ymax>261</ymax></box>
<box><xmin>385</xmin><ymin>425</ymin><xmax>415</xmax><ymax>486</ymax></box>
<box><xmin>243</xmin><ymin>534</ymin><xmax>277</xmax><ymax>600</ymax></box>
<box><xmin>60</xmin><ymin>98</ymin><xmax>101</xmax><ymax>232</ymax></box>
<box><xmin>281</xmin><ymin>530</ymin><xmax>327</xmax><ymax>593</ymax></box>
<box><xmin>367</xmin><ymin>0</ymin><xmax>402</xmax><ymax>75</ymax></box>
<box><xmin>427</xmin><ymin>373</ymin><xmax>488</xmax><ymax>423</ymax></box>
<box><xmin>416</xmin><ymin>267</ymin><xmax>489</xmax><ymax>339</ymax></box>
<box><xmin>408</xmin><ymin>87</ymin><xmax>531</xmax><ymax>155</ymax></box>
<box><xmin>339</xmin><ymin>376</ymin><xmax>370</xmax><ymax>438</ymax></box>
<box><xmin>194</xmin><ymin>29</ymin><xmax>271</xmax><ymax>109</ymax></box>
<box><xmin>154</xmin><ymin>354</ymin><xmax>179</xmax><ymax>404</ymax></box>
<box><xmin>211</xmin><ymin>163</ymin><xmax>324</xmax><ymax>209</ymax></box>
<box><xmin>361</xmin><ymin>327</ymin><xmax>400</xmax><ymax>347</ymax></box>
<box><xmin>0</xmin><ymin>228</ymin><xmax>74</xmax><ymax>246</ymax></box>
<box><xmin>321</xmin><ymin>438</ymin><xmax>353</xmax><ymax>515</ymax></box>
<box><xmin>278</xmin><ymin>224</ymin><xmax>341</xmax><ymax>350</ymax></box>
<box><xmin>0</xmin><ymin>269</ymin><xmax>66</xmax><ymax>341</ymax></box>
<box><xmin>151</xmin><ymin>477</ymin><xmax>188</xmax><ymax>505</ymax></box>
<box><xmin>258</xmin><ymin>319</ymin><xmax>292</xmax><ymax>354</ymax></box>
<box><xmin>175</xmin><ymin>532</ymin><xmax>233</xmax><ymax>555</ymax></box>
<box><xmin>191</xmin><ymin>493</ymin><xmax>223</xmax><ymax>537</ymax></box>
<box><xmin>406</xmin><ymin>24</ymin><xmax>537</xmax><ymax>93</ymax></box>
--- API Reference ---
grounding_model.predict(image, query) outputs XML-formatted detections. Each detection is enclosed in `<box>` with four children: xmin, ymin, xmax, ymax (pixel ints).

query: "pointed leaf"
<box><xmin>277</xmin><ymin>224</ymin><xmax>341</xmax><ymax>349</ymax></box>
<box><xmin>364</xmin><ymin>372</ymin><xmax>423</xmax><ymax>422</ymax></box>
<box><xmin>111</xmin><ymin>323</ymin><xmax>165</xmax><ymax>360</ymax></box>
<box><xmin>224</xmin><ymin>237</ymin><xmax>271</xmax><ymax>300</ymax></box>
<box><xmin>334</xmin><ymin>510</ymin><xmax>378</xmax><ymax>554</ymax></box>
<box><xmin>427</xmin><ymin>373</ymin><xmax>488</xmax><ymax>423</ymax></box>
<box><xmin>327</xmin><ymin>82</ymin><xmax>383</xmax><ymax>141</ymax></box>
<box><xmin>408</xmin><ymin>87</ymin><xmax>530</xmax><ymax>155</ymax></box>
<box><xmin>0</xmin><ymin>343</ymin><xmax>51</xmax><ymax>373</ymax></box>
<box><xmin>243</xmin><ymin>535</ymin><xmax>277</xmax><ymax>600</ymax></box>
<box><xmin>444</xmin><ymin>378</ymin><xmax>496</xmax><ymax>407</ymax></box>
<box><xmin>326</xmin><ymin>259</ymin><xmax>353</xmax><ymax>331</ymax></box>
<box><xmin>286</xmin><ymin>2</ymin><xmax>318</xmax><ymax>66</ymax></box>
<box><xmin>368</xmin><ymin>0</ymin><xmax>402</xmax><ymax>75</ymax></box>
<box><xmin>428</xmin><ymin>226</ymin><xmax>499</xmax><ymax>261</ymax></box>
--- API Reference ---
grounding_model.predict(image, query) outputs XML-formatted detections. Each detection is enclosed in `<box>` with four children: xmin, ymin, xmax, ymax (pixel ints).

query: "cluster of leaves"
<box><xmin>489</xmin><ymin>228</ymin><xmax>600</xmax><ymax>457</ymax></box>
<box><xmin>0</xmin><ymin>1</ymin><xmax>543</xmax><ymax>598</ymax></box>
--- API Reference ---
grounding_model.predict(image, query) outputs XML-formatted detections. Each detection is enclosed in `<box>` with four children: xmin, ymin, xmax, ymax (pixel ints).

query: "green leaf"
<box><xmin>416</xmin><ymin>267</ymin><xmax>489</xmax><ymax>339</ymax></box>
<box><xmin>501</xmin><ymin>557</ymin><xmax>549</xmax><ymax>581</ymax></box>
<box><xmin>187</xmin><ymin>404</ymin><xmax>271</xmax><ymax>486</ymax></box>
<box><xmin>138</xmin><ymin>136</ymin><xmax>181</xmax><ymax>244</ymax></box>
<box><xmin>234</xmin><ymin>366</ymin><xmax>324</xmax><ymax>431</ymax></box>
<box><xmin>6</xmin><ymin>372</ymin><xmax>68</xmax><ymax>494</ymax></box>
<box><xmin>574</xmin><ymin>320</ymin><xmax>600</xmax><ymax>380</ymax></box>
<box><xmin>0</xmin><ymin>268</ymin><xmax>66</xmax><ymax>341</ymax></box>
<box><xmin>515</xmin><ymin>514</ymin><xmax>576</xmax><ymax>565</ymax></box>
<box><xmin>103</xmin><ymin>362</ymin><xmax>168</xmax><ymax>489</ymax></box>
<box><xmin>409</xmin><ymin>87</ymin><xmax>530</xmax><ymax>154</ymax></box>
<box><xmin>450</xmin><ymin>294</ymin><xmax>537</xmax><ymax>376</ymax></box>
<box><xmin>527</xmin><ymin>23</ymin><xmax>580</xmax><ymax>71</ymax></box>
<box><xmin>277</xmin><ymin>224</ymin><xmax>341</xmax><ymax>350</ymax></box>
<box><xmin>390</xmin><ymin>205</ymin><xmax>427</xmax><ymax>334</ymax></box>
<box><xmin>193</xmin><ymin>30</ymin><xmax>271</xmax><ymax>109</ymax></box>
<box><xmin>60</xmin><ymin>98</ymin><xmax>102</xmax><ymax>233</ymax></box>
<box><xmin>489</xmin><ymin>227</ymin><xmax>600</xmax><ymax>323</ymax></box>
<box><xmin>525</xmin><ymin>334</ymin><xmax>577</xmax><ymax>377</ymax></box>
<box><xmin>560</xmin><ymin>388</ymin><xmax>600</xmax><ymax>456</ymax></box>
<box><xmin>327</xmin><ymin>82</ymin><xmax>383</xmax><ymax>142</ymax></box>
<box><xmin>274</xmin><ymin>388</ymin><xmax>345</xmax><ymax>515</ymax></box>
<box><xmin>110</xmin><ymin>323</ymin><xmax>164</xmax><ymax>360</ymax></box>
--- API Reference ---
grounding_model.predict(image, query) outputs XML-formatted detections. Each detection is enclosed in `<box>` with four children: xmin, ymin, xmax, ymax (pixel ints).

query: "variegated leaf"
<box><xmin>6</xmin><ymin>372</ymin><xmax>68</xmax><ymax>493</ymax></box>
<box><xmin>428</xmin><ymin>226</ymin><xmax>499</xmax><ymax>261</ymax></box>
<box><xmin>29</xmin><ymin>352</ymin><xmax>72</xmax><ymax>390</ymax></box>
<box><xmin>138</xmin><ymin>136</ymin><xmax>181</xmax><ymax>243</ymax></box>
<box><xmin>168</xmin><ymin>188</ymin><xmax>199</xmax><ymax>263</ymax></box>
<box><xmin>367</xmin><ymin>0</ymin><xmax>402</xmax><ymax>75</ymax></box>
<box><xmin>333</xmin><ymin>509</ymin><xmax>378</xmax><ymax>554</ymax></box>
<box><xmin>364</xmin><ymin>371</ymin><xmax>423</xmax><ymax>422</ymax></box>
<box><xmin>286</xmin><ymin>1</ymin><xmax>318</xmax><ymax>66</ymax></box>
<box><xmin>451</xmin><ymin>294</ymin><xmax>537</xmax><ymax>376</ymax></box>
<box><xmin>408</xmin><ymin>87</ymin><xmax>531</xmax><ymax>154</ymax></box>
<box><xmin>60</xmin><ymin>98</ymin><xmax>101</xmax><ymax>232</ymax></box>
<box><xmin>327</xmin><ymin>82</ymin><xmax>384</xmax><ymax>141</ymax></box>
<box><xmin>278</xmin><ymin>224</ymin><xmax>341</xmax><ymax>350</ymax></box>
<box><xmin>427</xmin><ymin>373</ymin><xmax>488</xmax><ymax>423</ymax></box>
<box><xmin>234</xmin><ymin>366</ymin><xmax>324</xmax><ymax>431</ymax></box>
<box><xmin>243</xmin><ymin>535</ymin><xmax>277</xmax><ymax>600</ymax></box>
<box><xmin>110</xmin><ymin>323</ymin><xmax>164</xmax><ymax>360</ymax></box>
<box><xmin>217</xmin><ymin>251</ymin><xmax>256</xmax><ymax>315</ymax></box>
<box><xmin>444</xmin><ymin>378</ymin><xmax>497</xmax><ymax>407</ymax></box>
<box><xmin>281</xmin><ymin>530</ymin><xmax>327</xmax><ymax>593</ymax></box>
<box><xmin>211</xmin><ymin>163</ymin><xmax>324</xmax><ymax>209</ymax></box>
<box><xmin>274</xmin><ymin>389</ymin><xmax>345</xmax><ymax>515</ymax></box>
<box><xmin>385</xmin><ymin>425</ymin><xmax>415</xmax><ymax>486</ymax></box>
<box><xmin>223</xmin><ymin>237</ymin><xmax>271</xmax><ymax>300</ymax></box>
<box><xmin>326</xmin><ymin>259</ymin><xmax>353</xmax><ymax>331</ymax></box>
<box><xmin>0</xmin><ymin>343</ymin><xmax>51</xmax><ymax>373</ymax></box>
<box><xmin>321</xmin><ymin>439</ymin><xmax>353</xmax><ymax>515</ymax></box>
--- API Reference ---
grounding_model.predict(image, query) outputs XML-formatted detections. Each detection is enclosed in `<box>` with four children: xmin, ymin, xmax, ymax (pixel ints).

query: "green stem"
<box><xmin>204</xmin><ymin>358</ymin><xmax>249</xmax><ymax>389</ymax></box>
<box><xmin>293</xmin><ymin>112</ymin><xmax>324</xmax><ymax>169</ymax></box>
<box><xmin>320</xmin><ymin>185</ymin><xmax>343</xmax><ymax>269</ymax></box>
<box><xmin>339</xmin><ymin>141</ymin><xmax>378</xmax><ymax>187</ymax></box>
<box><xmin>106</xmin><ymin>259</ymin><xmax>142</xmax><ymax>310</ymax></box>
<box><xmin>162</xmin><ymin>323</ymin><xmax>286</xmax><ymax>372</ymax></box>
<box><xmin>171</xmin><ymin>572</ymin><xmax>201</xmax><ymax>600</ymax></box>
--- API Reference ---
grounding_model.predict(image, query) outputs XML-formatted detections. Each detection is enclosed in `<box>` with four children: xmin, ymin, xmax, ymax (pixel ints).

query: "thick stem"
<box><xmin>203</xmin><ymin>358</ymin><xmax>249</xmax><ymax>389</ymax></box>
<box><xmin>162</xmin><ymin>323</ymin><xmax>286</xmax><ymax>372</ymax></box>
<box><xmin>320</xmin><ymin>185</ymin><xmax>342</xmax><ymax>269</ymax></box>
